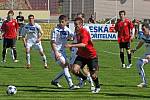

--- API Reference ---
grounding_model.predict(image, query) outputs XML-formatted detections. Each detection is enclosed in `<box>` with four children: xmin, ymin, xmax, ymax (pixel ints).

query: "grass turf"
<box><xmin>0</xmin><ymin>40</ymin><xmax>150</xmax><ymax>100</ymax></box>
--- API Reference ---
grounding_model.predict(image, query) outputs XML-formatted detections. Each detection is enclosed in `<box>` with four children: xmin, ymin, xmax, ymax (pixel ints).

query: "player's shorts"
<box><xmin>119</xmin><ymin>42</ymin><xmax>130</xmax><ymax>49</ymax></box>
<box><xmin>74</xmin><ymin>56</ymin><xmax>99</xmax><ymax>71</ymax></box>
<box><xmin>26</xmin><ymin>42</ymin><xmax>43</xmax><ymax>51</ymax></box>
<box><xmin>51</xmin><ymin>50</ymin><xmax>68</xmax><ymax>65</ymax></box>
<box><xmin>3</xmin><ymin>38</ymin><xmax>16</xmax><ymax>48</ymax></box>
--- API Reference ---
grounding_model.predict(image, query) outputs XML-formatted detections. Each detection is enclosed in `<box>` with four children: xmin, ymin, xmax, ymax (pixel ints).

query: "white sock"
<box><xmin>26</xmin><ymin>53</ymin><xmax>30</xmax><ymax>65</ymax></box>
<box><xmin>53</xmin><ymin>71</ymin><xmax>64</xmax><ymax>82</ymax></box>
<box><xmin>42</xmin><ymin>54</ymin><xmax>47</xmax><ymax>64</ymax></box>
<box><xmin>64</xmin><ymin>67</ymin><xmax>73</xmax><ymax>87</ymax></box>
<box><xmin>11</xmin><ymin>49</ymin><xmax>15</xmax><ymax>60</ymax></box>
<box><xmin>137</xmin><ymin>59</ymin><xmax>147</xmax><ymax>84</ymax></box>
<box><xmin>87</xmin><ymin>73</ymin><xmax>94</xmax><ymax>87</ymax></box>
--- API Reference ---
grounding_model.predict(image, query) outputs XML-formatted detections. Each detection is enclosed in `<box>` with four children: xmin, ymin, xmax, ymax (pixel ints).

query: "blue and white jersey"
<box><xmin>21</xmin><ymin>23</ymin><xmax>41</xmax><ymax>43</ymax></box>
<box><xmin>51</xmin><ymin>26</ymin><xmax>74</xmax><ymax>52</ymax></box>
<box><xmin>140</xmin><ymin>34</ymin><xmax>150</xmax><ymax>51</ymax></box>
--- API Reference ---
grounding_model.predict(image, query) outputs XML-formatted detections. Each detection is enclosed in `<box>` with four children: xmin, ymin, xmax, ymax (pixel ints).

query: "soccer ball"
<box><xmin>6</xmin><ymin>85</ymin><xmax>17</xmax><ymax>95</ymax></box>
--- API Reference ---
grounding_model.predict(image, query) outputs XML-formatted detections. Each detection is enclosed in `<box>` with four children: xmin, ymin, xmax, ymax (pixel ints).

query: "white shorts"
<box><xmin>26</xmin><ymin>42</ymin><xmax>43</xmax><ymax>52</ymax></box>
<box><xmin>51</xmin><ymin>50</ymin><xmax>68</xmax><ymax>65</ymax></box>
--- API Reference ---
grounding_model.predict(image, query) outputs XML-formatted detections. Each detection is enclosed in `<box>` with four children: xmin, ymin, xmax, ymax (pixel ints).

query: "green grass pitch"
<box><xmin>0</xmin><ymin>40</ymin><xmax>150</xmax><ymax>100</ymax></box>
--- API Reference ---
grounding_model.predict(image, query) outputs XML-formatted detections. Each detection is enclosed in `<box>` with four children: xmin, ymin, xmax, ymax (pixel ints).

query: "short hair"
<box><xmin>74</xmin><ymin>17</ymin><xmax>83</xmax><ymax>24</ymax></box>
<box><xmin>59</xmin><ymin>15</ymin><xmax>68</xmax><ymax>21</ymax></box>
<box><xmin>19</xmin><ymin>11</ymin><xmax>22</xmax><ymax>14</ymax></box>
<box><xmin>8</xmin><ymin>10</ymin><xmax>14</xmax><ymax>15</ymax></box>
<box><xmin>77</xmin><ymin>12</ymin><xmax>85</xmax><ymax>18</ymax></box>
<box><xmin>142</xmin><ymin>23</ymin><xmax>150</xmax><ymax>29</ymax></box>
<box><xmin>28</xmin><ymin>14</ymin><xmax>34</xmax><ymax>19</ymax></box>
<box><xmin>119</xmin><ymin>10</ymin><xmax>126</xmax><ymax>15</ymax></box>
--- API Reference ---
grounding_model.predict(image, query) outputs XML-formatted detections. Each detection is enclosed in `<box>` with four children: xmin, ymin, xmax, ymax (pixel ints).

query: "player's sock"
<box><xmin>137</xmin><ymin>59</ymin><xmax>147</xmax><ymax>84</ymax></box>
<box><xmin>26</xmin><ymin>53</ymin><xmax>30</xmax><ymax>65</ymax></box>
<box><xmin>42</xmin><ymin>54</ymin><xmax>47</xmax><ymax>64</ymax></box>
<box><xmin>12</xmin><ymin>47</ymin><xmax>17</xmax><ymax>60</ymax></box>
<box><xmin>2</xmin><ymin>48</ymin><xmax>6</xmax><ymax>61</ymax></box>
<box><xmin>87</xmin><ymin>73</ymin><xmax>94</xmax><ymax>87</ymax></box>
<box><xmin>64</xmin><ymin>67</ymin><xmax>73</xmax><ymax>87</ymax></box>
<box><xmin>93</xmin><ymin>77</ymin><xmax>100</xmax><ymax>88</ymax></box>
<box><xmin>127</xmin><ymin>53</ymin><xmax>131</xmax><ymax>64</ymax></box>
<box><xmin>74</xmin><ymin>72</ymin><xmax>87</xmax><ymax>81</ymax></box>
<box><xmin>120</xmin><ymin>52</ymin><xmax>124</xmax><ymax>64</ymax></box>
<box><xmin>11</xmin><ymin>49</ymin><xmax>15</xmax><ymax>60</ymax></box>
<box><xmin>53</xmin><ymin>71</ymin><xmax>64</xmax><ymax>82</ymax></box>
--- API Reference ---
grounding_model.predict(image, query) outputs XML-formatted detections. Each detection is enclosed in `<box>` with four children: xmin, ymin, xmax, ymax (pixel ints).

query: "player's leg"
<box><xmin>51</xmin><ymin>70</ymin><xmax>64</xmax><ymax>88</ymax></box>
<box><xmin>136</xmin><ymin>55</ymin><xmax>150</xmax><ymax>87</ymax></box>
<box><xmin>58</xmin><ymin>56</ymin><xmax>77</xmax><ymax>89</ymax></box>
<box><xmin>11</xmin><ymin>38</ymin><xmax>18</xmax><ymax>62</ymax></box>
<box><xmin>126</xmin><ymin>42</ymin><xmax>132</xmax><ymax>68</ymax></box>
<box><xmin>120</xmin><ymin>46</ymin><xmax>126</xmax><ymax>68</ymax></box>
<box><xmin>2</xmin><ymin>38</ymin><xmax>8</xmax><ymax>62</ymax></box>
<box><xmin>72</xmin><ymin>56</ymin><xmax>87</xmax><ymax>85</ymax></box>
<box><xmin>83</xmin><ymin>66</ymin><xmax>94</xmax><ymax>86</ymax></box>
<box><xmin>88</xmin><ymin>57</ymin><xmax>100</xmax><ymax>93</ymax></box>
<box><xmin>25</xmin><ymin>44</ymin><xmax>31</xmax><ymax>68</ymax></box>
<box><xmin>36</xmin><ymin>43</ymin><xmax>48</xmax><ymax>69</ymax></box>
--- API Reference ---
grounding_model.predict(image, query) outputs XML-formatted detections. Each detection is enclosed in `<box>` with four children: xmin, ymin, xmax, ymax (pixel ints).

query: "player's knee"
<box><xmin>91</xmin><ymin>73</ymin><xmax>97</xmax><ymax>80</ymax></box>
<box><xmin>72</xmin><ymin>65</ymin><xmax>80</xmax><ymax>74</ymax></box>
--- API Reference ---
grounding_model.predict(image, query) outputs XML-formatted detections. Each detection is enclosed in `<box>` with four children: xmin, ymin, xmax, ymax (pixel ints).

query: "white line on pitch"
<box><xmin>103</xmin><ymin>50</ymin><xmax>140</xmax><ymax>59</ymax></box>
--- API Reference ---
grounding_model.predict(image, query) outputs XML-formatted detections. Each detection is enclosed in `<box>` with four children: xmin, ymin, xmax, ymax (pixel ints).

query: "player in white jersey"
<box><xmin>21</xmin><ymin>14</ymin><xmax>48</xmax><ymax>69</ymax></box>
<box><xmin>131</xmin><ymin>23</ymin><xmax>150</xmax><ymax>88</ymax></box>
<box><xmin>50</xmin><ymin>15</ymin><xmax>78</xmax><ymax>89</ymax></box>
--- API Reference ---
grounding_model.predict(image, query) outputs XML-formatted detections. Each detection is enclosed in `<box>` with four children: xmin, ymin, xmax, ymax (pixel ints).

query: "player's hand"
<box><xmin>131</xmin><ymin>49</ymin><xmax>136</xmax><ymax>53</ymax></box>
<box><xmin>36</xmin><ymin>39</ymin><xmax>40</xmax><ymax>43</ymax></box>
<box><xmin>55</xmin><ymin>52</ymin><xmax>61</xmax><ymax>61</ymax></box>
<box><xmin>65</xmin><ymin>44</ymin><xmax>72</xmax><ymax>48</ymax></box>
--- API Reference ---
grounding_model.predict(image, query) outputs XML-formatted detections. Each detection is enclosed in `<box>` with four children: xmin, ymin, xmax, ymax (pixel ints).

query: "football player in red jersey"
<box><xmin>65</xmin><ymin>17</ymin><xmax>100</xmax><ymax>93</ymax></box>
<box><xmin>1</xmin><ymin>10</ymin><xmax>19</xmax><ymax>63</ymax></box>
<box><xmin>115</xmin><ymin>10</ymin><xmax>134</xmax><ymax>68</ymax></box>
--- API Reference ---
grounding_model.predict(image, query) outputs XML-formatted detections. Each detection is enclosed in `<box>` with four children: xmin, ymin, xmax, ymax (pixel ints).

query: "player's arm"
<box><xmin>131</xmin><ymin>40</ymin><xmax>144</xmax><ymax>53</ymax></box>
<box><xmin>21</xmin><ymin>27</ymin><xmax>27</xmax><ymax>47</ymax></box>
<box><xmin>65</xmin><ymin>31</ymin><xmax>88</xmax><ymax>48</ymax></box>
<box><xmin>129</xmin><ymin>21</ymin><xmax>135</xmax><ymax>40</ymax></box>
<box><xmin>50</xmin><ymin>30</ymin><xmax>61</xmax><ymax>60</ymax></box>
<box><xmin>37</xmin><ymin>26</ymin><xmax>43</xmax><ymax>43</ymax></box>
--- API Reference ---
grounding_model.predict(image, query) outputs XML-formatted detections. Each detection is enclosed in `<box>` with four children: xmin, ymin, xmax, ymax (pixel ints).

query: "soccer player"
<box><xmin>115</xmin><ymin>10</ymin><xmax>134</xmax><ymax>68</ymax></box>
<box><xmin>71</xmin><ymin>13</ymin><xmax>95</xmax><ymax>89</ymax></box>
<box><xmin>21</xmin><ymin>14</ymin><xmax>48</xmax><ymax>69</ymax></box>
<box><xmin>131</xmin><ymin>23</ymin><xmax>150</xmax><ymax>88</ymax></box>
<box><xmin>65</xmin><ymin>17</ymin><xmax>100</xmax><ymax>93</ymax></box>
<box><xmin>16</xmin><ymin>11</ymin><xmax>25</xmax><ymax>39</ymax></box>
<box><xmin>50</xmin><ymin>15</ymin><xmax>77</xmax><ymax>89</ymax></box>
<box><xmin>1</xmin><ymin>10</ymin><xmax>19</xmax><ymax>63</ymax></box>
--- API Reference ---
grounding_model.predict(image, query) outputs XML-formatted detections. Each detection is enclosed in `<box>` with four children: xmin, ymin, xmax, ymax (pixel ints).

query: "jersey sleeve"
<box><xmin>51</xmin><ymin>28</ymin><xmax>57</xmax><ymax>42</ymax></box>
<box><xmin>36</xmin><ymin>23</ymin><xmax>42</xmax><ymax>35</ymax></box>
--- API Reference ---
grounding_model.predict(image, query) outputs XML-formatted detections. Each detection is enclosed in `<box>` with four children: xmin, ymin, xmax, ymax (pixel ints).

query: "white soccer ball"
<box><xmin>6</xmin><ymin>85</ymin><xmax>17</xmax><ymax>95</ymax></box>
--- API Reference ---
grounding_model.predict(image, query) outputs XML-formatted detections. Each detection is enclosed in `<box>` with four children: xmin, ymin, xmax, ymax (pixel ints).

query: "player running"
<box><xmin>50</xmin><ymin>15</ymin><xmax>78</xmax><ymax>89</ymax></box>
<box><xmin>131</xmin><ymin>23</ymin><xmax>150</xmax><ymax>88</ymax></box>
<box><xmin>65</xmin><ymin>17</ymin><xmax>101</xmax><ymax>93</ymax></box>
<box><xmin>21</xmin><ymin>14</ymin><xmax>48</xmax><ymax>69</ymax></box>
